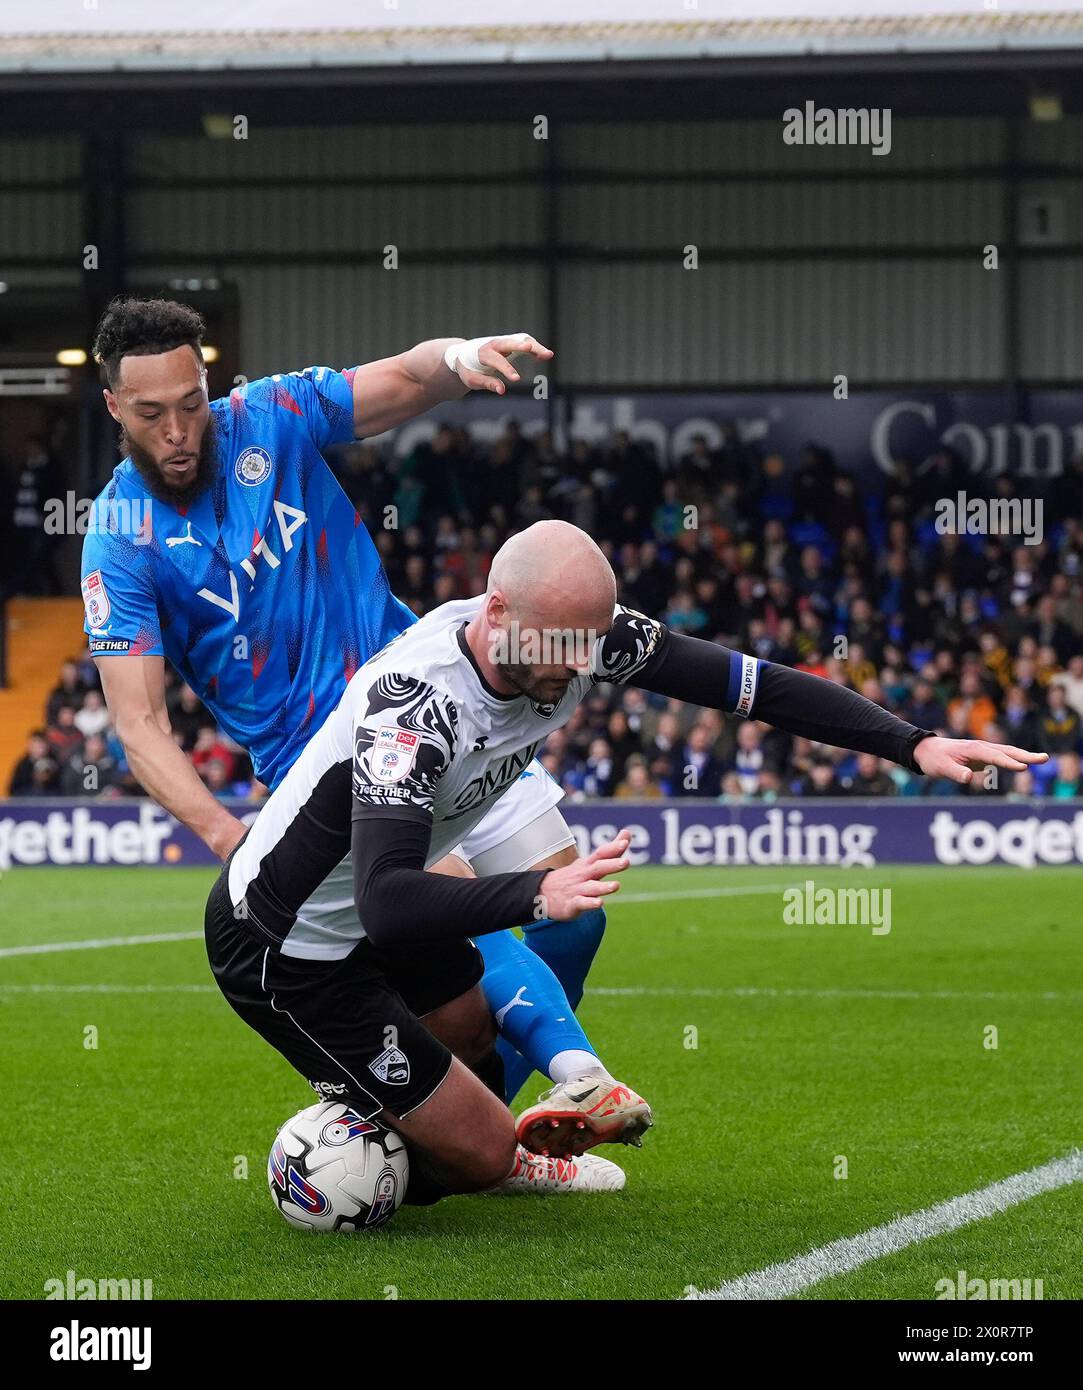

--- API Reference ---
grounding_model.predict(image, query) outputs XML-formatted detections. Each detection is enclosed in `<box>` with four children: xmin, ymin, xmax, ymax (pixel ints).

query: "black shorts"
<box><xmin>205</xmin><ymin>873</ymin><xmax>484</xmax><ymax>1121</ymax></box>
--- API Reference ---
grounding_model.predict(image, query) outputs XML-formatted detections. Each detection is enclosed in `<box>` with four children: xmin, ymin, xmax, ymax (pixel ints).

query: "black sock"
<box><xmin>399</xmin><ymin>1146</ymin><xmax>454</xmax><ymax>1207</ymax></box>
<box><xmin>471</xmin><ymin>1047</ymin><xmax>506</xmax><ymax>1102</ymax></box>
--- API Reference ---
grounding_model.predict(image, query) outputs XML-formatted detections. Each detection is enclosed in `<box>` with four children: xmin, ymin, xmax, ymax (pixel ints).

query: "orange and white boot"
<box><xmin>489</xmin><ymin>1144</ymin><xmax>626</xmax><ymax>1194</ymax></box>
<box><xmin>515</xmin><ymin>1072</ymin><xmax>653</xmax><ymax>1158</ymax></box>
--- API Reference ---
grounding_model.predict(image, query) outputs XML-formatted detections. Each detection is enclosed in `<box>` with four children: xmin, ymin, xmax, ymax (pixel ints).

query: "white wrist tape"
<box><xmin>444</xmin><ymin>334</ymin><xmax>533</xmax><ymax>378</ymax></box>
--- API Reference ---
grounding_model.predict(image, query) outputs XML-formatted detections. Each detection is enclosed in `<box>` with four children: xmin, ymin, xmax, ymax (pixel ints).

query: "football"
<box><xmin>268</xmin><ymin>1101</ymin><xmax>409</xmax><ymax>1233</ymax></box>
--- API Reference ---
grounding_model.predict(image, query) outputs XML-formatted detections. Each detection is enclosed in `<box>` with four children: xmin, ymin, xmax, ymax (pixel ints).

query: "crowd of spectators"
<box><xmin>8</xmin><ymin>418</ymin><xmax>1083</xmax><ymax>802</ymax></box>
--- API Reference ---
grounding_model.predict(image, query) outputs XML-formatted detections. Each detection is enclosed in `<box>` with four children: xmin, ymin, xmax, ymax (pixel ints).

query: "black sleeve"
<box><xmin>633</xmin><ymin>627</ymin><xmax>936</xmax><ymax>773</ymax></box>
<box><xmin>351</xmin><ymin>807</ymin><xmax>550</xmax><ymax>947</ymax></box>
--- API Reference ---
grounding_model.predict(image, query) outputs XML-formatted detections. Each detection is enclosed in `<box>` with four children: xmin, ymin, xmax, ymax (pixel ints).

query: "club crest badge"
<box><xmin>368</xmin><ymin>1046</ymin><xmax>410</xmax><ymax>1085</ymax></box>
<box><xmin>234</xmin><ymin>446</ymin><xmax>273</xmax><ymax>487</ymax></box>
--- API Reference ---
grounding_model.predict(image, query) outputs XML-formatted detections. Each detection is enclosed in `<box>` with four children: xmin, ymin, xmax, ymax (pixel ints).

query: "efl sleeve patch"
<box><xmin>352</xmin><ymin>674</ymin><xmax>459</xmax><ymax>812</ymax></box>
<box><xmin>81</xmin><ymin>570</ymin><xmax>111</xmax><ymax>629</ymax></box>
<box><xmin>80</xmin><ymin>532</ymin><xmax>164</xmax><ymax>655</ymax></box>
<box><xmin>368</xmin><ymin>726</ymin><xmax>421</xmax><ymax>784</ymax></box>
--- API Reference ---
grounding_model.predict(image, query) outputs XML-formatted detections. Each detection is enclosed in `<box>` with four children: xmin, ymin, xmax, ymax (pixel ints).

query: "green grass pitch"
<box><xmin>2</xmin><ymin>864</ymin><xmax>1080</xmax><ymax>1300</ymax></box>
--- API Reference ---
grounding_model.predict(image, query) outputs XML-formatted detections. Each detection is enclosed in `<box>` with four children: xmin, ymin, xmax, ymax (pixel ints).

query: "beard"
<box><xmin>123</xmin><ymin>413</ymin><xmax>219</xmax><ymax>508</ymax></box>
<box><xmin>495</xmin><ymin>661</ymin><xmax>573</xmax><ymax>706</ymax></box>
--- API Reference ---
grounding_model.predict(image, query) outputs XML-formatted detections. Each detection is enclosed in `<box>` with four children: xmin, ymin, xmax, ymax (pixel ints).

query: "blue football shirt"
<box><xmin>81</xmin><ymin>366</ymin><xmax>415</xmax><ymax>789</ymax></box>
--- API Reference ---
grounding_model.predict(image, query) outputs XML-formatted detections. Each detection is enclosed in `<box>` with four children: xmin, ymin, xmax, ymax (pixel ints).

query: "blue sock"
<box><xmin>521</xmin><ymin>908</ymin><xmax>606</xmax><ymax>1013</ymax></box>
<box><xmin>475</xmin><ymin>929</ymin><xmax>596</xmax><ymax>1105</ymax></box>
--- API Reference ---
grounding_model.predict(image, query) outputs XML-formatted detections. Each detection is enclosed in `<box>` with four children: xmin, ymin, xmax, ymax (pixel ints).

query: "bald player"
<box><xmin>206</xmin><ymin>521</ymin><xmax>1047</xmax><ymax>1202</ymax></box>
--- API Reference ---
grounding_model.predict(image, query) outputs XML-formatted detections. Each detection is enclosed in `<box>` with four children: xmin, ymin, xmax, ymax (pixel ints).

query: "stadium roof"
<box><xmin>3</xmin><ymin>1</ymin><xmax>1083</xmax><ymax>74</ymax></box>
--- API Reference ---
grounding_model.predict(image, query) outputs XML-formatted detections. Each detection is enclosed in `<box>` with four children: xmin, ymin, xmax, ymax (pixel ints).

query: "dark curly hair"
<box><xmin>93</xmin><ymin>297</ymin><xmax>206</xmax><ymax>388</ymax></box>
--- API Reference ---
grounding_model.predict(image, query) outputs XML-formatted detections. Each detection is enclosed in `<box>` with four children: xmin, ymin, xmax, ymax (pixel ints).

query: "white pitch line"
<box><xmin>590</xmin><ymin>985</ymin><xmax>1080</xmax><ymax>1002</ymax></box>
<box><xmin>0</xmin><ymin>983</ymin><xmax>215</xmax><ymax>994</ymax></box>
<box><xmin>0</xmin><ymin>886</ymin><xmax>785</xmax><ymax>958</ymax></box>
<box><xmin>1</xmin><ymin>982</ymin><xmax>1071</xmax><ymax>1003</ymax></box>
<box><xmin>684</xmin><ymin>1149</ymin><xmax>1083</xmax><ymax>1301</ymax></box>
<box><xmin>615</xmin><ymin>885</ymin><xmax>786</xmax><ymax>904</ymax></box>
<box><xmin>0</xmin><ymin>931</ymin><xmax>202</xmax><ymax>958</ymax></box>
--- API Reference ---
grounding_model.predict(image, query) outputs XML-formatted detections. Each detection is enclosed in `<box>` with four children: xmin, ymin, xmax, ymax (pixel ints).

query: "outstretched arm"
<box><xmin>598</xmin><ymin>609</ymin><xmax>1048</xmax><ymax>785</ymax></box>
<box><xmin>96</xmin><ymin>654</ymin><xmax>247</xmax><ymax>859</ymax></box>
<box><xmin>351</xmin><ymin>333</ymin><xmax>553</xmax><ymax>438</ymax></box>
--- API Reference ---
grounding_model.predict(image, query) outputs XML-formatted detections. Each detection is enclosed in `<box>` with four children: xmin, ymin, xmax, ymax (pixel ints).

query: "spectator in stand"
<box><xmin>170</xmin><ymin>685</ymin><xmax>211</xmax><ymax>751</ymax></box>
<box><xmin>334</xmin><ymin>441</ymin><xmax>395</xmax><ymax>523</ymax></box>
<box><xmin>398</xmin><ymin>552</ymin><xmax>431</xmax><ymax>611</ymax></box>
<box><xmin>730</xmin><ymin>721</ymin><xmax>766</xmax><ymax>795</ymax></box>
<box><xmin>10</xmin><ymin>417</ymin><xmax>1079</xmax><ymax>803</ymax></box>
<box><xmin>59</xmin><ymin>732</ymin><xmax>119</xmax><ymax>797</ymax></box>
<box><xmin>678</xmin><ymin>724</ymin><xmax>723</xmax><ymax>798</ymax></box>
<box><xmin>46</xmin><ymin>660</ymin><xmax>88</xmax><ymax>724</ymax></box>
<box><xmin>847</xmin><ymin>753</ymin><xmax>897</xmax><ymax>796</ymax></box>
<box><xmin>1029</xmin><ymin>594</ymin><xmax>1076</xmax><ymax>667</ymax></box>
<box><xmin>652</xmin><ymin>478</ymin><xmax>685</xmax><ymax>542</ymax></box>
<box><xmin>646</xmin><ymin>710</ymin><xmax>682</xmax><ymax>793</ymax></box>
<box><xmin>1000</xmin><ymin>685</ymin><xmax>1040</xmax><ymax>750</ymax></box>
<box><xmin>604</xmin><ymin>709</ymin><xmax>639</xmax><ymax>789</ymax></box>
<box><xmin>676</xmin><ymin>433</ymin><xmax>718</xmax><ymax>504</ymax></box>
<box><xmin>191</xmin><ymin>726</ymin><xmax>237</xmax><ymax>783</ymax></box>
<box><xmin>1037</xmin><ymin>684</ymin><xmax>1082</xmax><ymax>757</ymax></box>
<box><xmin>47</xmin><ymin>705</ymin><xmax>82</xmax><ymax>764</ymax></box>
<box><xmin>515</xmin><ymin>484</ymin><xmax>552</xmax><ymax>530</ymax></box>
<box><xmin>796</xmin><ymin>646</ymin><xmax>830</xmax><ymax>680</ymax></box>
<box><xmin>907</xmin><ymin>678</ymin><xmax>946</xmax><ymax>731</ymax></box>
<box><xmin>201</xmin><ymin>757</ymin><xmax>235</xmax><ymax>802</ymax></box>
<box><xmin>800</xmin><ymin>754</ymin><xmax>845</xmax><ymax>797</ymax></box>
<box><xmin>8</xmin><ymin>730</ymin><xmax>59</xmax><ymax>795</ymax></box>
<box><xmin>74</xmin><ymin>689</ymin><xmax>111</xmax><ymax>740</ymax></box>
<box><xmin>1051</xmin><ymin>751</ymin><xmax>1083</xmax><ymax>798</ymax></box>
<box><xmin>5</xmin><ymin>432</ymin><xmax>65</xmax><ymax>598</ymax></box>
<box><xmin>582</xmin><ymin>738</ymin><xmax>614</xmax><ymax>798</ymax></box>
<box><xmin>614</xmin><ymin>753</ymin><xmax>664</xmax><ymax>800</ymax></box>
<box><xmin>432</xmin><ymin>573</ymin><xmax>457</xmax><ymax>607</ymax></box>
<box><xmin>1049</xmin><ymin>652</ymin><xmax>1083</xmax><ymax>721</ymax></box>
<box><xmin>947</xmin><ymin>670</ymin><xmax>999</xmax><ymax>739</ymax></box>
<box><xmin>664</xmin><ymin>589</ymin><xmax>709</xmax><ymax>636</ymax></box>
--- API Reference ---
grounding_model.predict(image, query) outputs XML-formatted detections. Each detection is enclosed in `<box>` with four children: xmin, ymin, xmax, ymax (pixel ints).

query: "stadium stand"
<box><xmin>6</xmin><ymin>421</ymin><xmax>1082</xmax><ymax>802</ymax></box>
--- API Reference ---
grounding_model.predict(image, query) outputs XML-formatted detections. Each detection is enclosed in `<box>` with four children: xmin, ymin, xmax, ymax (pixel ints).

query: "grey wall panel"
<box><xmin>557</xmin><ymin>260</ymin><xmax>1003</xmax><ymax>386</ymax></box>
<box><xmin>559</xmin><ymin>118</ymin><xmax>1002</xmax><ymax>174</ymax></box>
<box><xmin>1019</xmin><ymin>261</ymin><xmax>1083</xmax><ymax>381</ymax></box>
<box><xmin>0</xmin><ymin>137</ymin><xmax>81</xmax><ymax>182</ymax></box>
<box><xmin>1018</xmin><ymin>116</ymin><xmax>1083</xmax><ymax>166</ymax></box>
<box><xmin>0</xmin><ymin>191</ymin><xmax>80</xmax><ymax>258</ymax></box>
<box><xmin>129</xmin><ymin>183</ymin><xmax>544</xmax><ymax>255</ymax></box>
<box><xmin>227</xmin><ymin>264</ymin><xmax>548</xmax><ymax>380</ymax></box>
<box><xmin>134</xmin><ymin>126</ymin><xmax>544</xmax><ymax>181</ymax></box>
<box><xmin>559</xmin><ymin>178</ymin><xmax>1001</xmax><ymax>249</ymax></box>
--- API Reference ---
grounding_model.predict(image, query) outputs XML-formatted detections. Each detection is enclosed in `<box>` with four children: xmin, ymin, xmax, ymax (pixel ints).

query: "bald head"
<box><xmin>488</xmin><ymin>521</ymin><xmax>615</xmax><ymax>625</ymax></box>
<box><xmin>475</xmin><ymin>521</ymin><xmax>617</xmax><ymax>705</ymax></box>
